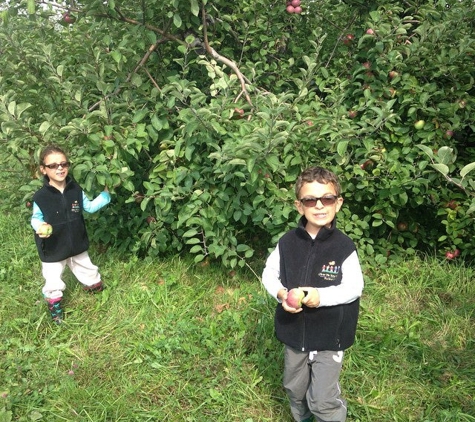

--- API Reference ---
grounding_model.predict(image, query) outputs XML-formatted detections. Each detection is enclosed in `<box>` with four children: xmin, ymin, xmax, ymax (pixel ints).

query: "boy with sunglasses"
<box><xmin>31</xmin><ymin>145</ymin><xmax>111</xmax><ymax>324</ymax></box>
<box><xmin>262</xmin><ymin>166</ymin><xmax>364</xmax><ymax>422</ymax></box>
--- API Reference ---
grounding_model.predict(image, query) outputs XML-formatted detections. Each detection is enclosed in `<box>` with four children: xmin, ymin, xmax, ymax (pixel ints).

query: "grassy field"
<box><xmin>1</xmin><ymin>207</ymin><xmax>474</xmax><ymax>421</ymax></box>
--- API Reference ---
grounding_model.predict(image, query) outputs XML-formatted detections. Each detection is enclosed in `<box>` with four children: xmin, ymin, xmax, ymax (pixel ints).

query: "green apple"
<box><xmin>38</xmin><ymin>224</ymin><xmax>53</xmax><ymax>236</ymax></box>
<box><xmin>414</xmin><ymin>120</ymin><xmax>425</xmax><ymax>130</ymax></box>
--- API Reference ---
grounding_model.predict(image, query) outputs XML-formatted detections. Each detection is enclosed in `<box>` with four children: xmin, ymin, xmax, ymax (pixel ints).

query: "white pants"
<box><xmin>41</xmin><ymin>251</ymin><xmax>102</xmax><ymax>300</ymax></box>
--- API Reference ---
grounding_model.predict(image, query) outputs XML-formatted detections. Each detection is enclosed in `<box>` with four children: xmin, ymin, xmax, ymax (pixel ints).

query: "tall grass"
<box><xmin>1</xmin><ymin>206</ymin><xmax>474</xmax><ymax>421</ymax></box>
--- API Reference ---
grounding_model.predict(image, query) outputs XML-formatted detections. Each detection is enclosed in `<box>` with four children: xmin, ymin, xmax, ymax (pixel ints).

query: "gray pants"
<box><xmin>283</xmin><ymin>346</ymin><xmax>347</xmax><ymax>422</ymax></box>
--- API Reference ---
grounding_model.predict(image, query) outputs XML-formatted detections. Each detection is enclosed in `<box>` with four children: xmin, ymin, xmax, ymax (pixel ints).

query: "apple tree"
<box><xmin>0</xmin><ymin>0</ymin><xmax>474</xmax><ymax>267</ymax></box>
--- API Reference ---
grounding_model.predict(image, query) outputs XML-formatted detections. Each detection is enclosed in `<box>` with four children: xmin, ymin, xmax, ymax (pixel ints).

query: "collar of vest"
<box><xmin>296</xmin><ymin>216</ymin><xmax>336</xmax><ymax>241</ymax></box>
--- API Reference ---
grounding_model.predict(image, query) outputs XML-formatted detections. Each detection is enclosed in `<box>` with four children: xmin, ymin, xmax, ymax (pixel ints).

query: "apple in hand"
<box><xmin>286</xmin><ymin>288</ymin><xmax>305</xmax><ymax>309</ymax></box>
<box><xmin>37</xmin><ymin>224</ymin><xmax>53</xmax><ymax>237</ymax></box>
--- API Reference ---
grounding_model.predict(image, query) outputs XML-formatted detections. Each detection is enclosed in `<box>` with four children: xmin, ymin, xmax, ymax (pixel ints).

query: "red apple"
<box><xmin>294</xmin><ymin>6</ymin><xmax>302</xmax><ymax>13</ymax></box>
<box><xmin>362</xmin><ymin>61</ymin><xmax>371</xmax><ymax>69</ymax></box>
<box><xmin>146</xmin><ymin>216</ymin><xmax>156</xmax><ymax>224</ymax></box>
<box><xmin>232</xmin><ymin>108</ymin><xmax>244</xmax><ymax>119</ymax></box>
<box><xmin>445</xmin><ymin>251</ymin><xmax>455</xmax><ymax>260</ymax></box>
<box><xmin>361</xmin><ymin>159</ymin><xmax>374</xmax><ymax>171</ymax></box>
<box><xmin>348</xmin><ymin>110</ymin><xmax>357</xmax><ymax>119</ymax></box>
<box><xmin>389</xmin><ymin>71</ymin><xmax>399</xmax><ymax>79</ymax></box>
<box><xmin>397</xmin><ymin>221</ymin><xmax>408</xmax><ymax>232</ymax></box>
<box><xmin>291</xmin><ymin>0</ymin><xmax>301</xmax><ymax>6</ymax></box>
<box><xmin>366</xmin><ymin>28</ymin><xmax>375</xmax><ymax>35</ymax></box>
<box><xmin>286</xmin><ymin>5</ymin><xmax>295</xmax><ymax>13</ymax></box>
<box><xmin>286</xmin><ymin>288</ymin><xmax>305</xmax><ymax>309</ymax></box>
<box><xmin>446</xmin><ymin>200</ymin><xmax>458</xmax><ymax>210</ymax></box>
<box><xmin>62</xmin><ymin>12</ymin><xmax>76</xmax><ymax>24</ymax></box>
<box><xmin>453</xmin><ymin>249</ymin><xmax>461</xmax><ymax>257</ymax></box>
<box><xmin>445</xmin><ymin>130</ymin><xmax>454</xmax><ymax>138</ymax></box>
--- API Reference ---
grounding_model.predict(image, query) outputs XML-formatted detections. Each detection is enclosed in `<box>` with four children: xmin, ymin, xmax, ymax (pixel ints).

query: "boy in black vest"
<box><xmin>31</xmin><ymin>145</ymin><xmax>111</xmax><ymax>324</ymax></box>
<box><xmin>262</xmin><ymin>166</ymin><xmax>364</xmax><ymax>422</ymax></box>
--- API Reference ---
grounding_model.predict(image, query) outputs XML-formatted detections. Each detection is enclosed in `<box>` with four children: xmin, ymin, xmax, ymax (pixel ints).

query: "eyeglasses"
<box><xmin>300</xmin><ymin>195</ymin><xmax>339</xmax><ymax>207</ymax></box>
<box><xmin>43</xmin><ymin>161</ymin><xmax>71</xmax><ymax>170</ymax></box>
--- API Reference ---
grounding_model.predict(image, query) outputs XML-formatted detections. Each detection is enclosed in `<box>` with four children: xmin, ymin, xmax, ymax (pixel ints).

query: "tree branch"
<box><xmin>201</xmin><ymin>2</ymin><xmax>253</xmax><ymax>107</ymax></box>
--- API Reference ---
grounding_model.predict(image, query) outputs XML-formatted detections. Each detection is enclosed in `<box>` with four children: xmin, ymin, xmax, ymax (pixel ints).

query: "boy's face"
<box><xmin>295</xmin><ymin>180</ymin><xmax>343</xmax><ymax>236</ymax></box>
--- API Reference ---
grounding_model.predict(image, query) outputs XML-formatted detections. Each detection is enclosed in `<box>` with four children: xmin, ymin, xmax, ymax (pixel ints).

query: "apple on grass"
<box><xmin>286</xmin><ymin>288</ymin><xmax>305</xmax><ymax>309</ymax></box>
<box><xmin>37</xmin><ymin>224</ymin><xmax>53</xmax><ymax>236</ymax></box>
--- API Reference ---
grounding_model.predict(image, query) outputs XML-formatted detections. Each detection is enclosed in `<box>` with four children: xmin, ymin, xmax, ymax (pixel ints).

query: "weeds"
<box><xmin>1</xmin><ymin>205</ymin><xmax>474</xmax><ymax>421</ymax></box>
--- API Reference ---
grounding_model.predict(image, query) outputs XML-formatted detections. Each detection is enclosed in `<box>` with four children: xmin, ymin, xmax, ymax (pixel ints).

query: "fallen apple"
<box><xmin>38</xmin><ymin>224</ymin><xmax>53</xmax><ymax>236</ymax></box>
<box><xmin>286</xmin><ymin>288</ymin><xmax>305</xmax><ymax>308</ymax></box>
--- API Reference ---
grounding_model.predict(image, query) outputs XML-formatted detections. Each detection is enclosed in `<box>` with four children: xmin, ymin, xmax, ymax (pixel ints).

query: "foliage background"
<box><xmin>0</xmin><ymin>0</ymin><xmax>474</xmax><ymax>267</ymax></box>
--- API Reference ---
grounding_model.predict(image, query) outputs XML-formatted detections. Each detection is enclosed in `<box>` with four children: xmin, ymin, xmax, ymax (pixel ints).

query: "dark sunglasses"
<box><xmin>43</xmin><ymin>161</ymin><xmax>71</xmax><ymax>170</ymax></box>
<box><xmin>300</xmin><ymin>195</ymin><xmax>339</xmax><ymax>207</ymax></box>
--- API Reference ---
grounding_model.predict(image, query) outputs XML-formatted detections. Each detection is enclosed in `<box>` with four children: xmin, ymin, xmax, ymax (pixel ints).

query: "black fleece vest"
<box><xmin>274</xmin><ymin>217</ymin><xmax>360</xmax><ymax>352</ymax></box>
<box><xmin>33</xmin><ymin>176</ymin><xmax>89</xmax><ymax>262</ymax></box>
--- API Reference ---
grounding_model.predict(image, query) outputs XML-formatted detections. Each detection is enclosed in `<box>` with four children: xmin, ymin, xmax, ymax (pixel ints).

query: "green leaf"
<box><xmin>173</xmin><ymin>13</ymin><xmax>182</xmax><ymax>28</ymax></box>
<box><xmin>190</xmin><ymin>0</ymin><xmax>200</xmax><ymax>16</ymax></box>
<box><xmin>39</xmin><ymin>121</ymin><xmax>52</xmax><ymax>134</ymax></box>
<box><xmin>183</xmin><ymin>228</ymin><xmax>198</xmax><ymax>238</ymax></box>
<box><xmin>132</xmin><ymin>109</ymin><xmax>148</xmax><ymax>123</ymax></box>
<box><xmin>437</xmin><ymin>146</ymin><xmax>454</xmax><ymax>165</ymax></box>
<box><xmin>27</xmin><ymin>0</ymin><xmax>36</xmax><ymax>14</ymax></box>
<box><xmin>431</xmin><ymin>163</ymin><xmax>449</xmax><ymax>176</ymax></box>
<box><xmin>460</xmin><ymin>162</ymin><xmax>475</xmax><ymax>179</ymax></box>
<box><xmin>417</xmin><ymin>144</ymin><xmax>434</xmax><ymax>158</ymax></box>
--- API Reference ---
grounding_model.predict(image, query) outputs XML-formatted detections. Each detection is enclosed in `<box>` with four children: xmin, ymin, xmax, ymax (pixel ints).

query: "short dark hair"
<box><xmin>295</xmin><ymin>166</ymin><xmax>341</xmax><ymax>198</ymax></box>
<box><xmin>40</xmin><ymin>145</ymin><xmax>68</xmax><ymax>165</ymax></box>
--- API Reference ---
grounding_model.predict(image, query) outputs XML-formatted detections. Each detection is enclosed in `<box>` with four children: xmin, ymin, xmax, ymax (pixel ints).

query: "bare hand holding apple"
<box><xmin>37</xmin><ymin>223</ymin><xmax>53</xmax><ymax>238</ymax></box>
<box><xmin>281</xmin><ymin>288</ymin><xmax>305</xmax><ymax>313</ymax></box>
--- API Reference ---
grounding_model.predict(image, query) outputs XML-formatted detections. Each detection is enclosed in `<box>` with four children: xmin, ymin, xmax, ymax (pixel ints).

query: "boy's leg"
<box><xmin>67</xmin><ymin>251</ymin><xmax>103</xmax><ymax>291</ymax></box>
<box><xmin>283</xmin><ymin>346</ymin><xmax>313</xmax><ymax>422</ymax></box>
<box><xmin>307</xmin><ymin>350</ymin><xmax>347</xmax><ymax>422</ymax></box>
<box><xmin>41</xmin><ymin>260</ymin><xmax>67</xmax><ymax>323</ymax></box>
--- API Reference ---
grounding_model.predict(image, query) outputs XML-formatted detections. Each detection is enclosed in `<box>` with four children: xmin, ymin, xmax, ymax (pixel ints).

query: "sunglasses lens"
<box><xmin>302</xmin><ymin>199</ymin><xmax>317</xmax><ymax>207</ymax></box>
<box><xmin>321</xmin><ymin>197</ymin><xmax>336</xmax><ymax>206</ymax></box>
<box><xmin>301</xmin><ymin>196</ymin><xmax>337</xmax><ymax>207</ymax></box>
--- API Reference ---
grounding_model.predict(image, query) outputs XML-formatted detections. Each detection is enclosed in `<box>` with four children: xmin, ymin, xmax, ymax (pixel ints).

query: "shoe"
<box><xmin>47</xmin><ymin>299</ymin><xmax>63</xmax><ymax>324</ymax></box>
<box><xmin>84</xmin><ymin>281</ymin><xmax>104</xmax><ymax>293</ymax></box>
<box><xmin>300</xmin><ymin>418</ymin><xmax>314</xmax><ymax>422</ymax></box>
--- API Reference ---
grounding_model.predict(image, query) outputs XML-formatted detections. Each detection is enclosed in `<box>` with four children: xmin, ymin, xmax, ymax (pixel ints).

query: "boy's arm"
<box><xmin>262</xmin><ymin>245</ymin><xmax>287</xmax><ymax>301</ymax></box>
<box><xmin>82</xmin><ymin>190</ymin><xmax>111</xmax><ymax>213</ymax></box>
<box><xmin>304</xmin><ymin>251</ymin><xmax>364</xmax><ymax>307</ymax></box>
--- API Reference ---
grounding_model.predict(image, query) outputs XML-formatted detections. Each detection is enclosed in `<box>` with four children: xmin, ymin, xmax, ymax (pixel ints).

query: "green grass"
<box><xmin>1</xmin><ymin>210</ymin><xmax>474</xmax><ymax>422</ymax></box>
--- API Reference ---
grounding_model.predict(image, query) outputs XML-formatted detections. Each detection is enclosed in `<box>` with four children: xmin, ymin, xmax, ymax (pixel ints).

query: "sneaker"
<box><xmin>84</xmin><ymin>281</ymin><xmax>104</xmax><ymax>293</ymax></box>
<box><xmin>47</xmin><ymin>299</ymin><xmax>63</xmax><ymax>324</ymax></box>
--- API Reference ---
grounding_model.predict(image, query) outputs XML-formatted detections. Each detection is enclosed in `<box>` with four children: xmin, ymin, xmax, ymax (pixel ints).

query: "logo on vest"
<box><xmin>71</xmin><ymin>201</ymin><xmax>81</xmax><ymax>213</ymax></box>
<box><xmin>318</xmin><ymin>261</ymin><xmax>341</xmax><ymax>282</ymax></box>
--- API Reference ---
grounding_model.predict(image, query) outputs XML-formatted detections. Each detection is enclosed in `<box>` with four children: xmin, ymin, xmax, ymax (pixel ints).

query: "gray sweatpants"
<box><xmin>283</xmin><ymin>346</ymin><xmax>347</xmax><ymax>422</ymax></box>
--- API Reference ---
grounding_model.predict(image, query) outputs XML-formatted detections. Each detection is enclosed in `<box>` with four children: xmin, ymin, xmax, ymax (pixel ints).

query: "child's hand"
<box><xmin>301</xmin><ymin>287</ymin><xmax>320</xmax><ymax>308</ymax></box>
<box><xmin>278</xmin><ymin>288</ymin><xmax>304</xmax><ymax>313</ymax></box>
<box><xmin>37</xmin><ymin>223</ymin><xmax>53</xmax><ymax>238</ymax></box>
